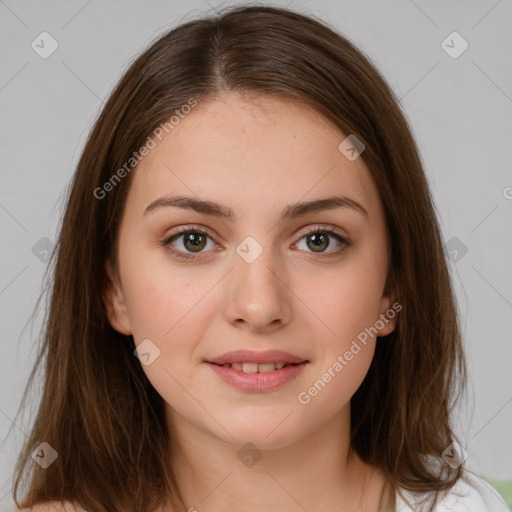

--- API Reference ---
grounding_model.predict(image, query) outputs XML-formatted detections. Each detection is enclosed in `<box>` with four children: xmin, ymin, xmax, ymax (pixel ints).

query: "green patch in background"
<box><xmin>487</xmin><ymin>479</ymin><xmax>512</xmax><ymax>508</ymax></box>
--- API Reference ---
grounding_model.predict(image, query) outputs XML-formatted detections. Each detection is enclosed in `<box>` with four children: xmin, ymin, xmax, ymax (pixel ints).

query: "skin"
<box><xmin>104</xmin><ymin>92</ymin><xmax>398</xmax><ymax>512</ymax></box>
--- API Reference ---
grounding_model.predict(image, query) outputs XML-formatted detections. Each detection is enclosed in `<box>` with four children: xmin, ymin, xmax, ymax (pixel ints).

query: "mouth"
<box><xmin>204</xmin><ymin>350</ymin><xmax>309</xmax><ymax>390</ymax></box>
<box><xmin>205</xmin><ymin>359</ymin><xmax>309</xmax><ymax>392</ymax></box>
<box><xmin>208</xmin><ymin>361</ymin><xmax>306</xmax><ymax>373</ymax></box>
<box><xmin>205</xmin><ymin>349</ymin><xmax>308</xmax><ymax>368</ymax></box>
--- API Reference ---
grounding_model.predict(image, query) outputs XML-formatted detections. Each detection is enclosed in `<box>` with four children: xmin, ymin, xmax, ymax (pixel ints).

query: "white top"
<box><xmin>4</xmin><ymin>470</ymin><xmax>509</xmax><ymax>511</ymax></box>
<box><xmin>394</xmin><ymin>469</ymin><xmax>510</xmax><ymax>511</ymax></box>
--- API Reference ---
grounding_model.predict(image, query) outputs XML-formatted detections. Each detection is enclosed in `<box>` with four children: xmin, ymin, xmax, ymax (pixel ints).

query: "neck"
<box><xmin>164</xmin><ymin>405</ymin><xmax>384</xmax><ymax>512</ymax></box>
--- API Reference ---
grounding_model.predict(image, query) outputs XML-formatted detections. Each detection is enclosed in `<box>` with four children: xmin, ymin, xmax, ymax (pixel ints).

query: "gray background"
<box><xmin>1</xmin><ymin>0</ymin><xmax>511</xmax><ymax>509</ymax></box>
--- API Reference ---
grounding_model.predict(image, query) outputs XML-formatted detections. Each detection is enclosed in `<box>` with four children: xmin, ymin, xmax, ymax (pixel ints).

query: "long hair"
<box><xmin>11</xmin><ymin>5</ymin><xmax>467</xmax><ymax>511</ymax></box>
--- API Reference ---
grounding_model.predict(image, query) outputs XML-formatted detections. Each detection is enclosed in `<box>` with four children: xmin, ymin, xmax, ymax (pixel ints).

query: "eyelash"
<box><xmin>161</xmin><ymin>224</ymin><xmax>351</xmax><ymax>262</ymax></box>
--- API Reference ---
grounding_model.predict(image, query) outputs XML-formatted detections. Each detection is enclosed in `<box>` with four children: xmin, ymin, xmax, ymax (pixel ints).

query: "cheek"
<box><xmin>294</xmin><ymin>249</ymin><xmax>385</xmax><ymax>398</ymax></box>
<box><xmin>121</xmin><ymin>257</ymin><xmax>216</xmax><ymax>359</ymax></box>
<box><xmin>291</xmin><ymin>290</ymin><xmax>378</xmax><ymax>439</ymax></box>
<box><xmin>301</xmin><ymin>260</ymin><xmax>386</xmax><ymax>342</ymax></box>
<box><xmin>294</xmin><ymin>344</ymin><xmax>374</xmax><ymax>438</ymax></box>
<box><xmin>120</xmin><ymin>262</ymin><xmax>219</xmax><ymax>415</ymax></box>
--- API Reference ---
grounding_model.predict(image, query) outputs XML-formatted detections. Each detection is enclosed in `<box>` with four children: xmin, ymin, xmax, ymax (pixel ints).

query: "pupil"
<box><xmin>185</xmin><ymin>233</ymin><xmax>206</xmax><ymax>252</ymax></box>
<box><xmin>307</xmin><ymin>233</ymin><xmax>328</xmax><ymax>252</ymax></box>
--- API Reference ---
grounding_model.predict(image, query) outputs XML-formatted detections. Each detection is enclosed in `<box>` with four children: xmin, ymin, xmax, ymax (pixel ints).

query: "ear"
<box><xmin>103</xmin><ymin>257</ymin><xmax>132</xmax><ymax>335</ymax></box>
<box><xmin>376</xmin><ymin>278</ymin><xmax>400</xmax><ymax>337</ymax></box>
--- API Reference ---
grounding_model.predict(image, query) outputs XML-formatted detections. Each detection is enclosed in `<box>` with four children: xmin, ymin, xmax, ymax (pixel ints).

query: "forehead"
<box><xmin>125</xmin><ymin>92</ymin><xmax>383</xmax><ymax>224</ymax></box>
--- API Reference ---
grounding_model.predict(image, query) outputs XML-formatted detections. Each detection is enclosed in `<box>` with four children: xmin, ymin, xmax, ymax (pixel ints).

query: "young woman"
<box><xmin>10</xmin><ymin>5</ymin><xmax>509</xmax><ymax>512</ymax></box>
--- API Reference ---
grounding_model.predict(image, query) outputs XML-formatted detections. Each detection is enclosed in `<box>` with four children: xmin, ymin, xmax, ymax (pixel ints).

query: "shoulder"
<box><xmin>443</xmin><ymin>469</ymin><xmax>511</xmax><ymax>511</ymax></box>
<box><xmin>395</xmin><ymin>468</ymin><xmax>510</xmax><ymax>511</ymax></box>
<box><xmin>18</xmin><ymin>501</ymin><xmax>87</xmax><ymax>512</ymax></box>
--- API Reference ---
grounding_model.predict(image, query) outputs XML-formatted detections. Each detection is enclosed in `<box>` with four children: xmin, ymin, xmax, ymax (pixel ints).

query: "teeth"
<box><xmin>223</xmin><ymin>362</ymin><xmax>292</xmax><ymax>372</ymax></box>
<box><xmin>216</xmin><ymin>362</ymin><xmax>300</xmax><ymax>372</ymax></box>
<box><xmin>242</xmin><ymin>362</ymin><xmax>259</xmax><ymax>373</ymax></box>
<box><xmin>257</xmin><ymin>363</ymin><xmax>276</xmax><ymax>373</ymax></box>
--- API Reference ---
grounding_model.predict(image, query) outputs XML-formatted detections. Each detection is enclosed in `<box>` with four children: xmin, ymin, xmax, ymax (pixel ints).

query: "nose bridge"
<box><xmin>225</xmin><ymin>235</ymin><xmax>291</xmax><ymax>330</ymax></box>
<box><xmin>235</xmin><ymin>236</ymin><xmax>282</xmax><ymax>299</ymax></box>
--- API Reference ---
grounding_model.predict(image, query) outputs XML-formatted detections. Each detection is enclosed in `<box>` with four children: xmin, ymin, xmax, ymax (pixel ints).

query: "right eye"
<box><xmin>162</xmin><ymin>227</ymin><xmax>219</xmax><ymax>261</ymax></box>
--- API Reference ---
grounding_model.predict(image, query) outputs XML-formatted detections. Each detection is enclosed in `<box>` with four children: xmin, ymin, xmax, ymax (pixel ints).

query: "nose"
<box><xmin>223</xmin><ymin>244</ymin><xmax>292</xmax><ymax>333</ymax></box>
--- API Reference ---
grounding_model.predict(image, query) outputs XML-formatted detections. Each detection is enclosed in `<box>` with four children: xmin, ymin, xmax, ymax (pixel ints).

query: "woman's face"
<box><xmin>104</xmin><ymin>92</ymin><xmax>397</xmax><ymax>449</ymax></box>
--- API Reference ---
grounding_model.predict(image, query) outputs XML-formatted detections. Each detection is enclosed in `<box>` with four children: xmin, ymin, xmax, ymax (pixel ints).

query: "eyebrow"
<box><xmin>143</xmin><ymin>194</ymin><xmax>369</xmax><ymax>220</ymax></box>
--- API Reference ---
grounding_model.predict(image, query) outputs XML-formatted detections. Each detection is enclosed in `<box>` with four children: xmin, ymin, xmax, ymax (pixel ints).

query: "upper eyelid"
<box><xmin>165</xmin><ymin>225</ymin><xmax>218</xmax><ymax>242</ymax></box>
<box><xmin>295</xmin><ymin>223</ymin><xmax>347</xmax><ymax>238</ymax></box>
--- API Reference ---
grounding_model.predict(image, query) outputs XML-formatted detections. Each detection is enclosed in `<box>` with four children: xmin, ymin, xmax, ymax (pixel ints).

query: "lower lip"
<box><xmin>206</xmin><ymin>362</ymin><xmax>309</xmax><ymax>392</ymax></box>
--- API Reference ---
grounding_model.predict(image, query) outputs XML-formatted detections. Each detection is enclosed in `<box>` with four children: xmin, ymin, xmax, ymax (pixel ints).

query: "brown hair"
<box><xmin>11</xmin><ymin>4</ymin><xmax>467</xmax><ymax>512</ymax></box>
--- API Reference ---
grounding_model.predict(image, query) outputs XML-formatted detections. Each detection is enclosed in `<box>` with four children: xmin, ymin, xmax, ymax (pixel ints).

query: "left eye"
<box><xmin>294</xmin><ymin>229</ymin><xmax>348</xmax><ymax>254</ymax></box>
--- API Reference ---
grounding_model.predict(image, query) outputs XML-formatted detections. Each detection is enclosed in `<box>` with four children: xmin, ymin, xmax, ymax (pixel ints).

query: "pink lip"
<box><xmin>206</xmin><ymin>349</ymin><xmax>307</xmax><ymax>365</ymax></box>
<box><xmin>206</xmin><ymin>361</ymin><xmax>309</xmax><ymax>392</ymax></box>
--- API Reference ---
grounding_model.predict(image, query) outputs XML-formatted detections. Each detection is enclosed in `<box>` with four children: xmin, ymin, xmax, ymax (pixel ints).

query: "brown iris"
<box><xmin>306</xmin><ymin>232</ymin><xmax>329</xmax><ymax>252</ymax></box>
<box><xmin>183</xmin><ymin>232</ymin><xmax>207</xmax><ymax>252</ymax></box>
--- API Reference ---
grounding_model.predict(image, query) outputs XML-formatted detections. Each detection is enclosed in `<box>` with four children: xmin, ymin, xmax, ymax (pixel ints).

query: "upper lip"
<box><xmin>206</xmin><ymin>349</ymin><xmax>308</xmax><ymax>365</ymax></box>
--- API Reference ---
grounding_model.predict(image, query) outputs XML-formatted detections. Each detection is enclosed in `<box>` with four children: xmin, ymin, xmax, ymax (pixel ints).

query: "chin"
<box><xmin>219</xmin><ymin>415</ymin><xmax>304</xmax><ymax>451</ymax></box>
